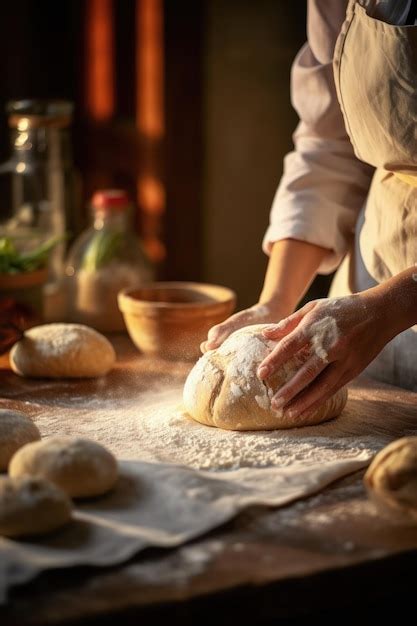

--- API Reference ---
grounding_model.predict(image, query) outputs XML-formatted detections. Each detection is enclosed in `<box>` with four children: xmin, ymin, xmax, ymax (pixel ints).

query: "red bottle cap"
<box><xmin>91</xmin><ymin>189</ymin><xmax>130</xmax><ymax>212</ymax></box>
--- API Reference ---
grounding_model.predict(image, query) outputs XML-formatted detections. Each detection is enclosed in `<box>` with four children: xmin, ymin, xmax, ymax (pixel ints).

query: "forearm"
<box><xmin>259</xmin><ymin>238</ymin><xmax>330</xmax><ymax>317</ymax></box>
<box><xmin>372</xmin><ymin>267</ymin><xmax>417</xmax><ymax>336</ymax></box>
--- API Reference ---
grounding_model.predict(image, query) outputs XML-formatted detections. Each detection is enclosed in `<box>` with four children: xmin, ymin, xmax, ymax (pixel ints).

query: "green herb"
<box><xmin>81</xmin><ymin>230</ymin><xmax>123</xmax><ymax>271</ymax></box>
<box><xmin>0</xmin><ymin>235</ymin><xmax>65</xmax><ymax>273</ymax></box>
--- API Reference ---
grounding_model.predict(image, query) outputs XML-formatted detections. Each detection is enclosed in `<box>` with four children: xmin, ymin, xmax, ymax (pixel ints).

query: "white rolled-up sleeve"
<box><xmin>263</xmin><ymin>0</ymin><xmax>374</xmax><ymax>274</ymax></box>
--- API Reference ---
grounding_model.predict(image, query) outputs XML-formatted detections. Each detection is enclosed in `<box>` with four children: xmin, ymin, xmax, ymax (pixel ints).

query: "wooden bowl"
<box><xmin>118</xmin><ymin>282</ymin><xmax>236</xmax><ymax>360</ymax></box>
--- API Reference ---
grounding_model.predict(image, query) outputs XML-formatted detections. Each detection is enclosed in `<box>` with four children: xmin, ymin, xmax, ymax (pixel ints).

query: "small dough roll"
<box><xmin>0</xmin><ymin>409</ymin><xmax>41</xmax><ymax>471</ymax></box>
<box><xmin>9</xmin><ymin>437</ymin><xmax>118</xmax><ymax>499</ymax></box>
<box><xmin>364</xmin><ymin>437</ymin><xmax>417</xmax><ymax>523</ymax></box>
<box><xmin>183</xmin><ymin>324</ymin><xmax>347</xmax><ymax>431</ymax></box>
<box><xmin>0</xmin><ymin>476</ymin><xmax>72</xmax><ymax>538</ymax></box>
<box><xmin>10</xmin><ymin>323</ymin><xmax>116</xmax><ymax>378</ymax></box>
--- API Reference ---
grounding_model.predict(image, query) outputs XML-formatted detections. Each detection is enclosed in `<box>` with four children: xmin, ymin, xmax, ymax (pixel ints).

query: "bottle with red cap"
<box><xmin>65</xmin><ymin>189</ymin><xmax>153</xmax><ymax>332</ymax></box>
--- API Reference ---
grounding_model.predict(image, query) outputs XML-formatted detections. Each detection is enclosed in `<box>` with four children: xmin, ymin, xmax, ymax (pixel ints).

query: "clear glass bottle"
<box><xmin>0</xmin><ymin>100</ymin><xmax>81</xmax><ymax>281</ymax></box>
<box><xmin>66</xmin><ymin>189</ymin><xmax>154</xmax><ymax>332</ymax></box>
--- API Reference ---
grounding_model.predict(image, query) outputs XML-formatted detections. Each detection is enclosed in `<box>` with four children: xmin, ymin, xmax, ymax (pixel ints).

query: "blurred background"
<box><xmin>0</xmin><ymin>0</ymin><xmax>330</xmax><ymax>312</ymax></box>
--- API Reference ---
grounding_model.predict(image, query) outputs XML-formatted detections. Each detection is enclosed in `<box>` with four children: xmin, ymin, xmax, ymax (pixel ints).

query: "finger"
<box><xmin>262</xmin><ymin>302</ymin><xmax>315</xmax><ymax>340</ymax></box>
<box><xmin>204</xmin><ymin>313</ymin><xmax>246</xmax><ymax>350</ymax></box>
<box><xmin>203</xmin><ymin>322</ymin><xmax>230</xmax><ymax>351</ymax></box>
<box><xmin>283</xmin><ymin>364</ymin><xmax>346</xmax><ymax>420</ymax></box>
<box><xmin>270</xmin><ymin>354</ymin><xmax>328</xmax><ymax>410</ymax></box>
<box><xmin>262</xmin><ymin>312</ymin><xmax>302</xmax><ymax>340</ymax></box>
<box><xmin>200</xmin><ymin>337</ymin><xmax>223</xmax><ymax>353</ymax></box>
<box><xmin>257</xmin><ymin>328</ymin><xmax>309</xmax><ymax>380</ymax></box>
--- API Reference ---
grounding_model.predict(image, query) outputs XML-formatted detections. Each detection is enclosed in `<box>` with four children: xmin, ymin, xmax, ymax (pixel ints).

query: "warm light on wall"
<box><xmin>137</xmin><ymin>174</ymin><xmax>165</xmax><ymax>216</ymax></box>
<box><xmin>136</xmin><ymin>0</ymin><xmax>165</xmax><ymax>263</ymax></box>
<box><xmin>85</xmin><ymin>0</ymin><xmax>115</xmax><ymax>122</ymax></box>
<box><xmin>83</xmin><ymin>0</ymin><xmax>165</xmax><ymax>262</ymax></box>
<box><xmin>136</xmin><ymin>0</ymin><xmax>164</xmax><ymax>139</ymax></box>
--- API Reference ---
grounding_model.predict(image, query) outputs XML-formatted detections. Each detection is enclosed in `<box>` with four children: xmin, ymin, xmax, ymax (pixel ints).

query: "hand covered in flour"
<box><xmin>257</xmin><ymin>291</ymin><xmax>396</xmax><ymax>419</ymax></box>
<box><xmin>201</xmin><ymin>302</ymin><xmax>286</xmax><ymax>353</ymax></box>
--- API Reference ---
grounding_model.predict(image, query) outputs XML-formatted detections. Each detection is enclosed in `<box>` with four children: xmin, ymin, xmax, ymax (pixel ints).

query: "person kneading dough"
<box><xmin>10</xmin><ymin>323</ymin><xmax>116</xmax><ymax>378</ymax></box>
<box><xmin>200</xmin><ymin>1</ymin><xmax>417</xmax><ymax>419</ymax></box>
<box><xmin>0</xmin><ymin>409</ymin><xmax>41</xmax><ymax>471</ymax></box>
<box><xmin>9</xmin><ymin>437</ymin><xmax>118</xmax><ymax>499</ymax></box>
<box><xmin>183</xmin><ymin>324</ymin><xmax>347</xmax><ymax>430</ymax></box>
<box><xmin>0</xmin><ymin>476</ymin><xmax>72</xmax><ymax>538</ymax></box>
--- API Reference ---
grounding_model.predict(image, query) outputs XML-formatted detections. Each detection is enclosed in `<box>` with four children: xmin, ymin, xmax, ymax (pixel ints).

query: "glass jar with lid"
<box><xmin>65</xmin><ymin>189</ymin><xmax>154</xmax><ymax>332</ymax></box>
<box><xmin>0</xmin><ymin>99</ymin><xmax>81</xmax><ymax>280</ymax></box>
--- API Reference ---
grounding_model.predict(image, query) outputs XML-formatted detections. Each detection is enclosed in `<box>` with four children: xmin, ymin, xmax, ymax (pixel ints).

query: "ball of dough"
<box><xmin>183</xmin><ymin>324</ymin><xmax>347</xmax><ymax>430</ymax></box>
<box><xmin>0</xmin><ymin>409</ymin><xmax>41</xmax><ymax>471</ymax></box>
<box><xmin>364</xmin><ymin>437</ymin><xmax>417</xmax><ymax>523</ymax></box>
<box><xmin>0</xmin><ymin>476</ymin><xmax>72</xmax><ymax>538</ymax></box>
<box><xmin>10</xmin><ymin>323</ymin><xmax>116</xmax><ymax>378</ymax></box>
<box><xmin>9</xmin><ymin>437</ymin><xmax>118</xmax><ymax>499</ymax></box>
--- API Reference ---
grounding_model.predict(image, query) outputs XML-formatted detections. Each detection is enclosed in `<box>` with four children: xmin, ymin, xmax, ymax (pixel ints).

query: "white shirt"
<box><xmin>263</xmin><ymin>0</ymin><xmax>417</xmax><ymax>274</ymax></box>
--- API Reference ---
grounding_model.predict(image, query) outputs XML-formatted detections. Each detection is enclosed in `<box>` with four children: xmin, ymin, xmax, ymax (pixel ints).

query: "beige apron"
<box><xmin>330</xmin><ymin>0</ymin><xmax>417</xmax><ymax>391</ymax></box>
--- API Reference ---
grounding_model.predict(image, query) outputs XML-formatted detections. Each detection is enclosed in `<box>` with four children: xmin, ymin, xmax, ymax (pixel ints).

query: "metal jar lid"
<box><xmin>6</xmin><ymin>100</ymin><xmax>74</xmax><ymax>129</ymax></box>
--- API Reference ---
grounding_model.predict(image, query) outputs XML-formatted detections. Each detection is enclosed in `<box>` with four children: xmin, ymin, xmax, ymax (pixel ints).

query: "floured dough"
<box><xmin>0</xmin><ymin>409</ymin><xmax>41</xmax><ymax>471</ymax></box>
<box><xmin>364</xmin><ymin>437</ymin><xmax>417</xmax><ymax>523</ymax></box>
<box><xmin>9</xmin><ymin>437</ymin><xmax>118</xmax><ymax>498</ymax></box>
<box><xmin>10</xmin><ymin>323</ymin><xmax>116</xmax><ymax>378</ymax></box>
<box><xmin>0</xmin><ymin>476</ymin><xmax>72</xmax><ymax>538</ymax></box>
<box><xmin>183</xmin><ymin>324</ymin><xmax>347</xmax><ymax>430</ymax></box>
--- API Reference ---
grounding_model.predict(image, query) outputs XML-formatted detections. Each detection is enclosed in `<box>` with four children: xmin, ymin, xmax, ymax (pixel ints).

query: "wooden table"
<box><xmin>1</xmin><ymin>337</ymin><xmax>417</xmax><ymax>626</ymax></box>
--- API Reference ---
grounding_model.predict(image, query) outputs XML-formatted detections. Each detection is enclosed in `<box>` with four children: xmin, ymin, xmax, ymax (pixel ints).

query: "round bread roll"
<box><xmin>183</xmin><ymin>324</ymin><xmax>347</xmax><ymax>430</ymax></box>
<box><xmin>9</xmin><ymin>437</ymin><xmax>118</xmax><ymax>499</ymax></box>
<box><xmin>10</xmin><ymin>323</ymin><xmax>116</xmax><ymax>378</ymax></box>
<box><xmin>364</xmin><ymin>437</ymin><xmax>417</xmax><ymax>523</ymax></box>
<box><xmin>0</xmin><ymin>476</ymin><xmax>72</xmax><ymax>538</ymax></box>
<box><xmin>0</xmin><ymin>409</ymin><xmax>41</xmax><ymax>471</ymax></box>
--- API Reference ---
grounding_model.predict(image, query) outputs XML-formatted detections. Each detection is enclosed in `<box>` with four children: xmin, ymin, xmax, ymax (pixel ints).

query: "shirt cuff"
<box><xmin>262</xmin><ymin>223</ymin><xmax>345</xmax><ymax>275</ymax></box>
<box><xmin>262</xmin><ymin>177</ymin><xmax>359</xmax><ymax>275</ymax></box>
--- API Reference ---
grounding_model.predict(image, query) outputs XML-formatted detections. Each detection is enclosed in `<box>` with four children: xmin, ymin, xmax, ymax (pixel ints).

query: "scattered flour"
<box><xmin>308</xmin><ymin>316</ymin><xmax>339</xmax><ymax>363</ymax></box>
<box><xmin>101</xmin><ymin>539</ymin><xmax>225</xmax><ymax>588</ymax></box>
<box><xmin>36</xmin><ymin>327</ymin><xmax>88</xmax><ymax>359</ymax></box>
<box><xmin>26</xmin><ymin>383</ymin><xmax>387</xmax><ymax>472</ymax></box>
<box><xmin>247</xmin><ymin>304</ymin><xmax>270</xmax><ymax>319</ymax></box>
<box><xmin>218</xmin><ymin>331</ymin><xmax>273</xmax><ymax>385</ymax></box>
<box><xmin>255</xmin><ymin>393</ymin><xmax>269</xmax><ymax>411</ymax></box>
<box><xmin>230</xmin><ymin>381</ymin><xmax>244</xmax><ymax>399</ymax></box>
<box><xmin>136</xmin><ymin>402</ymin><xmax>380</xmax><ymax>470</ymax></box>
